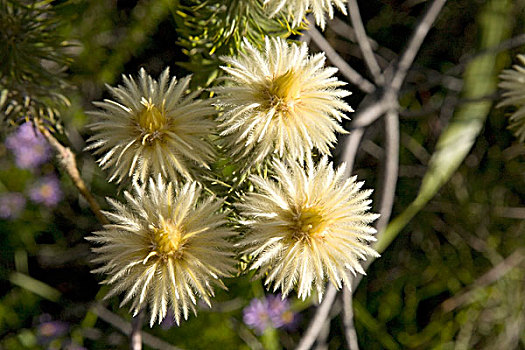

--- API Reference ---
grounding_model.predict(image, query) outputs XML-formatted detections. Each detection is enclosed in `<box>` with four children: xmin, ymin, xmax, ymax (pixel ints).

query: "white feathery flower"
<box><xmin>87</xmin><ymin>68</ymin><xmax>216</xmax><ymax>184</ymax></box>
<box><xmin>238</xmin><ymin>156</ymin><xmax>379</xmax><ymax>301</ymax></box>
<box><xmin>263</xmin><ymin>0</ymin><xmax>348</xmax><ymax>29</ymax></box>
<box><xmin>87</xmin><ymin>177</ymin><xmax>235</xmax><ymax>326</ymax></box>
<box><xmin>216</xmin><ymin>37</ymin><xmax>352</xmax><ymax>166</ymax></box>
<box><xmin>498</xmin><ymin>54</ymin><xmax>525</xmax><ymax>141</ymax></box>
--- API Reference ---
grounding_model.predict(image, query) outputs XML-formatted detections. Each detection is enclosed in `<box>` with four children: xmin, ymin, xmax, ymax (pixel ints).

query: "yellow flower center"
<box><xmin>281</xmin><ymin>310</ymin><xmax>294</xmax><ymax>324</ymax></box>
<box><xmin>39</xmin><ymin>184</ymin><xmax>53</xmax><ymax>198</ymax></box>
<box><xmin>290</xmin><ymin>207</ymin><xmax>328</xmax><ymax>242</ymax></box>
<box><xmin>260</xmin><ymin>70</ymin><xmax>301</xmax><ymax>116</ymax></box>
<box><xmin>148</xmin><ymin>218</ymin><xmax>185</xmax><ymax>260</ymax></box>
<box><xmin>137</xmin><ymin>98</ymin><xmax>167</xmax><ymax>144</ymax></box>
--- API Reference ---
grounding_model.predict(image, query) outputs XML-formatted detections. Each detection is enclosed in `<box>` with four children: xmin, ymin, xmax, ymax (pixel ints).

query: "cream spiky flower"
<box><xmin>87</xmin><ymin>177</ymin><xmax>235</xmax><ymax>326</ymax></box>
<box><xmin>216</xmin><ymin>37</ymin><xmax>352</xmax><ymax>166</ymax></box>
<box><xmin>263</xmin><ymin>0</ymin><xmax>348</xmax><ymax>30</ymax></box>
<box><xmin>238</xmin><ymin>156</ymin><xmax>379</xmax><ymax>301</ymax></box>
<box><xmin>87</xmin><ymin>68</ymin><xmax>216</xmax><ymax>184</ymax></box>
<box><xmin>498</xmin><ymin>54</ymin><xmax>525</xmax><ymax>142</ymax></box>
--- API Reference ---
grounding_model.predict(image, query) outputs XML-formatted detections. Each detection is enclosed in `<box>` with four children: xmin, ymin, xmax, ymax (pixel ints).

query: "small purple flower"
<box><xmin>243</xmin><ymin>298</ymin><xmax>273</xmax><ymax>334</ymax></box>
<box><xmin>29</xmin><ymin>175</ymin><xmax>63</xmax><ymax>207</ymax></box>
<box><xmin>274</xmin><ymin>308</ymin><xmax>299</xmax><ymax>331</ymax></box>
<box><xmin>266</xmin><ymin>294</ymin><xmax>292</xmax><ymax>328</ymax></box>
<box><xmin>243</xmin><ymin>294</ymin><xmax>298</xmax><ymax>334</ymax></box>
<box><xmin>0</xmin><ymin>192</ymin><xmax>26</xmax><ymax>219</ymax></box>
<box><xmin>5</xmin><ymin>122</ymin><xmax>52</xmax><ymax>170</ymax></box>
<box><xmin>37</xmin><ymin>316</ymin><xmax>68</xmax><ymax>344</ymax></box>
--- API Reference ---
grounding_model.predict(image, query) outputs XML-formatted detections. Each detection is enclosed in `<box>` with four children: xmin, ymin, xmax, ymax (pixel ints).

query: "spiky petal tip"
<box><xmin>87</xmin><ymin>68</ymin><xmax>216</xmax><ymax>184</ymax></box>
<box><xmin>216</xmin><ymin>37</ymin><xmax>352</xmax><ymax>167</ymax></box>
<box><xmin>498</xmin><ymin>54</ymin><xmax>525</xmax><ymax>142</ymax></box>
<box><xmin>263</xmin><ymin>0</ymin><xmax>348</xmax><ymax>29</ymax></box>
<box><xmin>87</xmin><ymin>177</ymin><xmax>235</xmax><ymax>326</ymax></box>
<box><xmin>238</xmin><ymin>156</ymin><xmax>379</xmax><ymax>301</ymax></box>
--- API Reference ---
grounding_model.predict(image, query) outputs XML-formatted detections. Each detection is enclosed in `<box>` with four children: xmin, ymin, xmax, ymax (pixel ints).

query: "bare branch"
<box><xmin>329</xmin><ymin>17</ymin><xmax>377</xmax><ymax>50</ymax></box>
<box><xmin>344</xmin><ymin>111</ymin><xmax>399</xmax><ymax>296</ymax></box>
<box><xmin>341</xmin><ymin>127</ymin><xmax>365</xmax><ymax>179</ymax></box>
<box><xmin>390</xmin><ymin>0</ymin><xmax>448</xmax><ymax>92</ymax></box>
<box><xmin>295</xmin><ymin>285</ymin><xmax>338</xmax><ymax>350</ymax></box>
<box><xmin>375</xmin><ymin>109</ymin><xmax>400</xmax><ymax>233</ymax></box>
<box><xmin>350</xmin><ymin>98</ymin><xmax>392</xmax><ymax>129</ymax></box>
<box><xmin>92</xmin><ymin>304</ymin><xmax>182</xmax><ymax>350</ymax></box>
<box><xmin>130</xmin><ymin>311</ymin><xmax>145</xmax><ymax>350</ymax></box>
<box><xmin>342</xmin><ymin>289</ymin><xmax>360</xmax><ymax>350</ymax></box>
<box><xmin>307</xmin><ymin>27</ymin><xmax>376</xmax><ymax>94</ymax></box>
<box><xmin>340</xmin><ymin>98</ymin><xmax>392</xmax><ymax>178</ymax></box>
<box><xmin>35</xmin><ymin>121</ymin><xmax>109</xmax><ymax>225</ymax></box>
<box><xmin>313</xmin><ymin>320</ymin><xmax>330</xmax><ymax>350</ymax></box>
<box><xmin>329</xmin><ymin>17</ymin><xmax>396</xmax><ymax>64</ymax></box>
<box><xmin>348</xmin><ymin>0</ymin><xmax>383</xmax><ymax>84</ymax></box>
<box><xmin>330</xmin><ymin>15</ymin><xmax>464</xmax><ymax>94</ymax></box>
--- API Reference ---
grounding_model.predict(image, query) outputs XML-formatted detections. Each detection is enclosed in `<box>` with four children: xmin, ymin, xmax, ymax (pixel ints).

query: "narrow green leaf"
<box><xmin>9</xmin><ymin>272</ymin><xmax>61</xmax><ymax>302</ymax></box>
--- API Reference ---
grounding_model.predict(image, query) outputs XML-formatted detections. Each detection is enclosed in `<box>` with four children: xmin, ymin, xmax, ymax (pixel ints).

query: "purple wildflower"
<box><xmin>273</xmin><ymin>308</ymin><xmax>299</xmax><ymax>331</ymax></box>
<box><xmin>5</xmin><ymin>122</ymin><xmax>52</xmax><ymax>170</ymax></box>
<box><xmin>29</xmin><ymin>175</ymin><xmax>63</xmax><ymax>207</ymax></box>
<box><xmin>243</xmin><ymin>294</ymin><xmax>298</xmax><ymax>334</ymax></box>
<box><xmin>266</xmin><ymin>294</ymin><xmax>293</xmax><ymax>329</ymax></box>
<box><xmin>37</xmin><ymin>315</ymin><xmax>68</xmax><ymax>344</ymax></box>
<box><xmin>243</xmin><ymin>298</ymin><xmax>273</xmax><ymax>334</ymax></box>
<box><xmin>0</xmin><ymin>192</ymin><xmax>26</xmax><ymax>219</ymax></box>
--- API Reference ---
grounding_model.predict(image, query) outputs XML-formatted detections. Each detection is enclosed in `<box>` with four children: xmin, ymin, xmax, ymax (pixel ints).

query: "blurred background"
<box><xmin>0</xmin><ymin>0</ymin><xmax>524</xmax><ymax>349</ymax></box>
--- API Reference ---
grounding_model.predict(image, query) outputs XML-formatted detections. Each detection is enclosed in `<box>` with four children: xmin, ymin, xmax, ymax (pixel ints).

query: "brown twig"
<box><xmin>349</xmin><ymin>95</ymin><xmax>393</xmax><ymax>129</ymax></box>
<box><xmin>348</xmin><ymin>0</ymin><xmax>383</xmax><ymax>84</ymax></box>
<box><xmin>307</xmin><ymin>27</ymin><xmax>376</xmax><ymax>94</ymax></box>
<box><xmin>313</xmin><ymin>320</ymin><xmax>330</xmax><ymax>350</ymax></box>
<box><xmin>375</xmin><ymin>109</ymin><xmax>400</xmax><ymax>233</ymax></box>
<box><xmin>35</xmin><ymin>121</ymin><xmax>109</xmax><ymax>225</ymax></box>
<box><xmin>295</xmin><ymin>285</ymin><xmax>338</xmax><ymax>350</ymax></box>
<box><xmin>342</xmin><ymin>288</ymin><xmax>360</xmax><ymax>350</ymax></box>
<box><xmin>340</xmin><ymin>127</ymin><xmax>365</xmax><ymax>177</ymax></box>
<box><xmin>130</xmin><ymin>310</ymin><xmax>145</xmax><ymax>350</ymax></box>
<box><xmin>329</xmin><ymin>16</ymin><xmax>398</xmax><ymax>69</ymax></box>
<box><xmin>390</xmin><ymin>0</ymin><xmax>448</xmax><ymax>92</ymax></box>
<box><xmin>340</xmin><ymin>99</ymin><xmax>392</xmax><ymax>178</ymax></box>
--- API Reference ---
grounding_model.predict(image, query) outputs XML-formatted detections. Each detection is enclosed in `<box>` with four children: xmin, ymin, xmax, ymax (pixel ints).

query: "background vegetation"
<box><xmin>0</xmin><ymin>0</ymin><xmax>524</xmax><ymax>349</ymax></box>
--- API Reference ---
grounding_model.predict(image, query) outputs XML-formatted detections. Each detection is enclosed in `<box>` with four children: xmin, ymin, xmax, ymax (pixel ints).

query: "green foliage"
<box><xmin>90</xmin><ymin>0</ymin><xmax>173</xmax><ymax>84</ymax></box>
<box><xmin>1</xmin><ymin>0</ymin><xmax>525</xmax><ymax>349</ymax></box>
<box><xmin>357</xmin><ymin>116</ymin><xmax>525</xmax><ymax>349</ymax></box>
<box><xmin>172</xmin><ymin>0</ymin><xmax>302</xmax><ymax>87</ymax></box>
<box><xmin>0</xmin><ymin>0</ymin><xmax>71</xmax><ymax>128</ymax></box>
